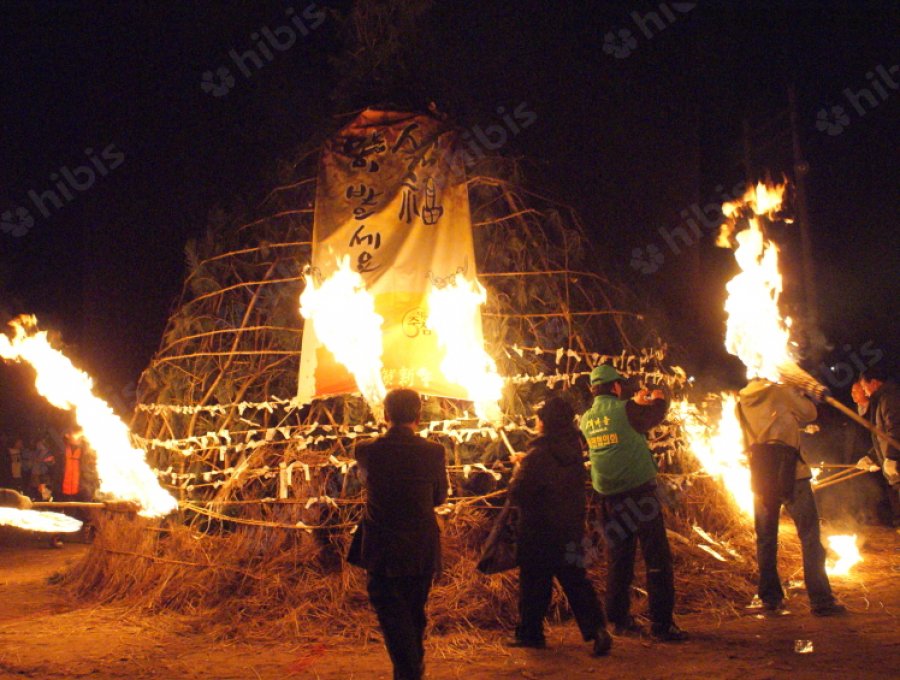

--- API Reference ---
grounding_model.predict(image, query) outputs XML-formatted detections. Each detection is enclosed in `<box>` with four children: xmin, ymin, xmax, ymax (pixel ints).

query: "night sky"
<box><xmin>1</xmin><ymin>1</ymin><xmax>898</xmax><ymax>426</ymax></box>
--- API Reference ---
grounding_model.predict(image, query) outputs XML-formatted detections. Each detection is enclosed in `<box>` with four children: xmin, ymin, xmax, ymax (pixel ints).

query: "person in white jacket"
<box><xmin>737</xmin><ymin>378</ymin><xmax>845</xmax><ymax>616</ymax></box>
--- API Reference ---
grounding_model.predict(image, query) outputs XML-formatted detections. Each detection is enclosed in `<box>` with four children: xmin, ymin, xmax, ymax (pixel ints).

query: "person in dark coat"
<box><xmin>349</xmin><ymin>388</ymin><xmax>448</xmax><ymax>680</ymax></box>
<box><xmin>859</xmin><ymin>365</ymin><xmax>900</xmax><ymax>526</ymax></box>
<box><xmin>508</xmin><ymin>396</ymin><xmax>612</xmax><ymax>655</ymax></box>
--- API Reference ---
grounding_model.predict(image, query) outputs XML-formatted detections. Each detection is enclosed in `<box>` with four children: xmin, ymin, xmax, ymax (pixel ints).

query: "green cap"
<box><xmin>590</xmin><ymin>364</ymin><xmax>625</xmax><ymax>385</ymax></box>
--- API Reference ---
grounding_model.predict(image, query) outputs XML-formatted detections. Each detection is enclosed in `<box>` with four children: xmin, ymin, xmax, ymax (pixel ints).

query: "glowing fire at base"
<box><xmin>826</xmin><ymin>534</ymin><xmax>861</xmax><ymax>576</ymax></box>
<box><xmin>0</xmin><ymin>316</ymin><xmax>177</xmax><ymax>518</ymax></box>
<box><xmin>300</xmin><ymin>256</ymin><xmax>387</xmax><ymax>405</ymax></box>
<box><xmin>427</xmin><ymin>277</ymin><xmax>502</xmax><ymax>421</ymax></box>
<box><xmin>0</xmin><ymin>508</ymin><xmax>82</xmax><ymax>533</ymax></box>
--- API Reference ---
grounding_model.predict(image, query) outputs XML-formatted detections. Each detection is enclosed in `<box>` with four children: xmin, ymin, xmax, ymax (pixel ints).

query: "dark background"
<box><xmin>1</xmin><ymin>1</ymin><xmax>898</xmax><ymax>431</ymax></box>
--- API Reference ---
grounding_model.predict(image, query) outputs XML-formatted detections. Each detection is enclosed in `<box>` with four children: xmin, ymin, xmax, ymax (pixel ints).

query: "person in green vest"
<box><xmin>580</xmin><ymin>364</ymin><xmax>688</xmax><ymax>642</ymax></box>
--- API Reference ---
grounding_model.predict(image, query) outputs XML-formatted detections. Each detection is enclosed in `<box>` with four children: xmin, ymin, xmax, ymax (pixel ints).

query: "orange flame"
<box><xmin>426</xmin><ymin>277</ymin><xmax>502</xmax><ymax>421</ymax></box>
<box><xmin>718</xmin><ymin>182</ymin><xmax>791</xmax><ymax>381</ymax></box>
<box><xmin>299</xmin><ymin>255</ymin><xmax>386</xmax><ymax>405</ymax></box>
<box><xmin>0</xmin><ymin>316</ymin><xmax>177</xmax><ymax>518</ymax></box>
<box><xmin>300</xmin><ymin>259</ymin><xmax>502</xmax><ymax>419</ymax></box>
<box><xmin>826</xmin><ymin>534</ymin><xmax>861</xmax><ymax>576</ymax></box>
<box><xmin>675</xmin><ymin>393</ymin><xmax>753</xmax><ymax>516</ymax></box>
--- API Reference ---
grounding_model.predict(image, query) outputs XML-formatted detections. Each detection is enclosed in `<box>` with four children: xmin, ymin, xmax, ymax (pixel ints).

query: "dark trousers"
<box><xmin>517</xmin><ymin>559</ymin><xmax>607</xmax><ymax>642</ymax></box>
<box><xmin>875</xmin><ymin>472</ymin><xmax>900</xmax><ymax>525</ymax></box>
<box><xmin>753</xmin><ymin>478</ymin><xmax>835</xmax><ymax>608</ymax></box>
<box><xmin>599</xmin><ymin>484</ymin><xmax>675</xmax><ymax>630</ymax></box>
<box><xmin>367</xmin><ymin>573</ymin><xmax>432</xmax><ymax>680</ymax></box>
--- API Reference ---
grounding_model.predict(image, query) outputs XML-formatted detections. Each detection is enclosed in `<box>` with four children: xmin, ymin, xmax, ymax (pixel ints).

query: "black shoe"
<box><xmin>811</xmin><ymin>603</ymin><xmax>847</xmax><ymax>617</ymax></box>
<box><xmin>650</xmin><ymin>623</ymin><xmax>689</xmax><ymax>642</ymax></box>
<box><xmin>506</xmin><ymin>637</ymin><xmax>547</xmax><ymax>649</ymax></box>
<box><xmin>591</xmin><ymin>629</ymin><xmax>612</xmax><ymax>656</ymax></box>
<box><xmin>762</xmin><ymin>599</ymin><xmax>785</xmax><ymax>612</ymax></box>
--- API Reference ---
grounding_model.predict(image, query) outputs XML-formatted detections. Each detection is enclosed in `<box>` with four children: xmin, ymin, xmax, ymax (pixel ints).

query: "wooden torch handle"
<box><xmin>824</xmin><ymin>395</ymin><xmax>900</xmax><ymax>454</ymax></box>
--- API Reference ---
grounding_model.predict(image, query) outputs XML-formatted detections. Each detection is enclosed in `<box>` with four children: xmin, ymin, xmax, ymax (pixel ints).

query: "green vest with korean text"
<box><xmin>580</xmin><ymin>395</ymin><xmax>658</xmax><ymax>496</ymax></box>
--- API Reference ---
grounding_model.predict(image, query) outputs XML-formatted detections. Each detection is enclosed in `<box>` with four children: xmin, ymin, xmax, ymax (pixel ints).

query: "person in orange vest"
<box><xmin>61</xmin><ymin>431</ymin><xmax>84</xmax><ymax>501</ymax></box>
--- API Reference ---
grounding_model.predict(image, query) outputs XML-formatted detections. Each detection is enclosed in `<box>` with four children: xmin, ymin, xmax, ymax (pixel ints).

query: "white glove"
<box><xmin>856</xmin><ymin>455</ymin><xmax>875</xmax><ymax>470</ymax></box>
<box><xmin>884</xmin><ymin>459</ymin><xmax>900</xmax><ymax>485</ymax></box>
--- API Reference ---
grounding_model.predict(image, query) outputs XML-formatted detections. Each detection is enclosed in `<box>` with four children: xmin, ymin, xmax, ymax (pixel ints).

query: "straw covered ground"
<box><xmin>62</xmin><ymin>474</ymin><xmax>761</xmax><ymax>641</ymax></box>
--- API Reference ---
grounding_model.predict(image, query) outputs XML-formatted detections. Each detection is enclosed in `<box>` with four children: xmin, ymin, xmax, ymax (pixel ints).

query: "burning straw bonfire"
<box><xmin>3</xmin><ymin>111</ymin><xmax>860</xmax><ymax>641</ymax></box>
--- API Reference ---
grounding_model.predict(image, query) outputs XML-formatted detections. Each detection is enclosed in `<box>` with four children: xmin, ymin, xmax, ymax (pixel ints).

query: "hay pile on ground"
<box><xmin>64</xmin><ymin>471</ymin><xmax>760</xmax><ymax>641</ymax></box>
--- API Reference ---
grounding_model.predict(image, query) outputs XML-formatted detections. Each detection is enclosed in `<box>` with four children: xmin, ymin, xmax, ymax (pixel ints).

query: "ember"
<box><xmin>826</xmin><ymin>534</ymin><xmax>862</xmax><ymax>577</ymax></box>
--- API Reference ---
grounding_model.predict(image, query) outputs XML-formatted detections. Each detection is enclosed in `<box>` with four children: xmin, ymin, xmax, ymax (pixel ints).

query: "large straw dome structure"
<box><xmin>130</xmin><ymin>117</ymin><xmax>674</xmax><ymax>513</ymax></box>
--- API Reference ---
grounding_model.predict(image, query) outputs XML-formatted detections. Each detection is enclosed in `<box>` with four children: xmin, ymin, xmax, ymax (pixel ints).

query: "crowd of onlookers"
<box><xmin>0</xmin><ymin>430</ymin><xmax>97</xmax><ymax>503</ymax></box>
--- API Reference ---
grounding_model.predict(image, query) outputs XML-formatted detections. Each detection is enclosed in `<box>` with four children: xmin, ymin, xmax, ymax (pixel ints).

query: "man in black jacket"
<box><xmin>350</xmin><ymin>389</ymin><xmax>448</xmax><ymax>680</ymax></box>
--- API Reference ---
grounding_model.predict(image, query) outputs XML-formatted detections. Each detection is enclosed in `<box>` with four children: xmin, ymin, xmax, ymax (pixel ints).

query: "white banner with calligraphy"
<box><xmin>298</xmin><ymin>109</ymin><xmax>484</xmax><ymax>402</ymax></box>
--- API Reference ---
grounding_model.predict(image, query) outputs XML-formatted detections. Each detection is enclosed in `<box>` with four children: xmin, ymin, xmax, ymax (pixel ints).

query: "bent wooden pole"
<box><xmin>31</xmin><ymin>500</ymin><xmax>140</xmax><ymax>513</ymax></box>
<box><xmin>824</xmin><ymin>395</ymin><xmax>900</xmax><ymax>454</ymax></box>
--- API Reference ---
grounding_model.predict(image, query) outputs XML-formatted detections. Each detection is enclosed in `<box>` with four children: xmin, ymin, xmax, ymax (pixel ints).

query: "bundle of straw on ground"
<box><xmin>64</xmin><ymin>458</ymin><xmax>761</xmax><ymax>641</ymax></box>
